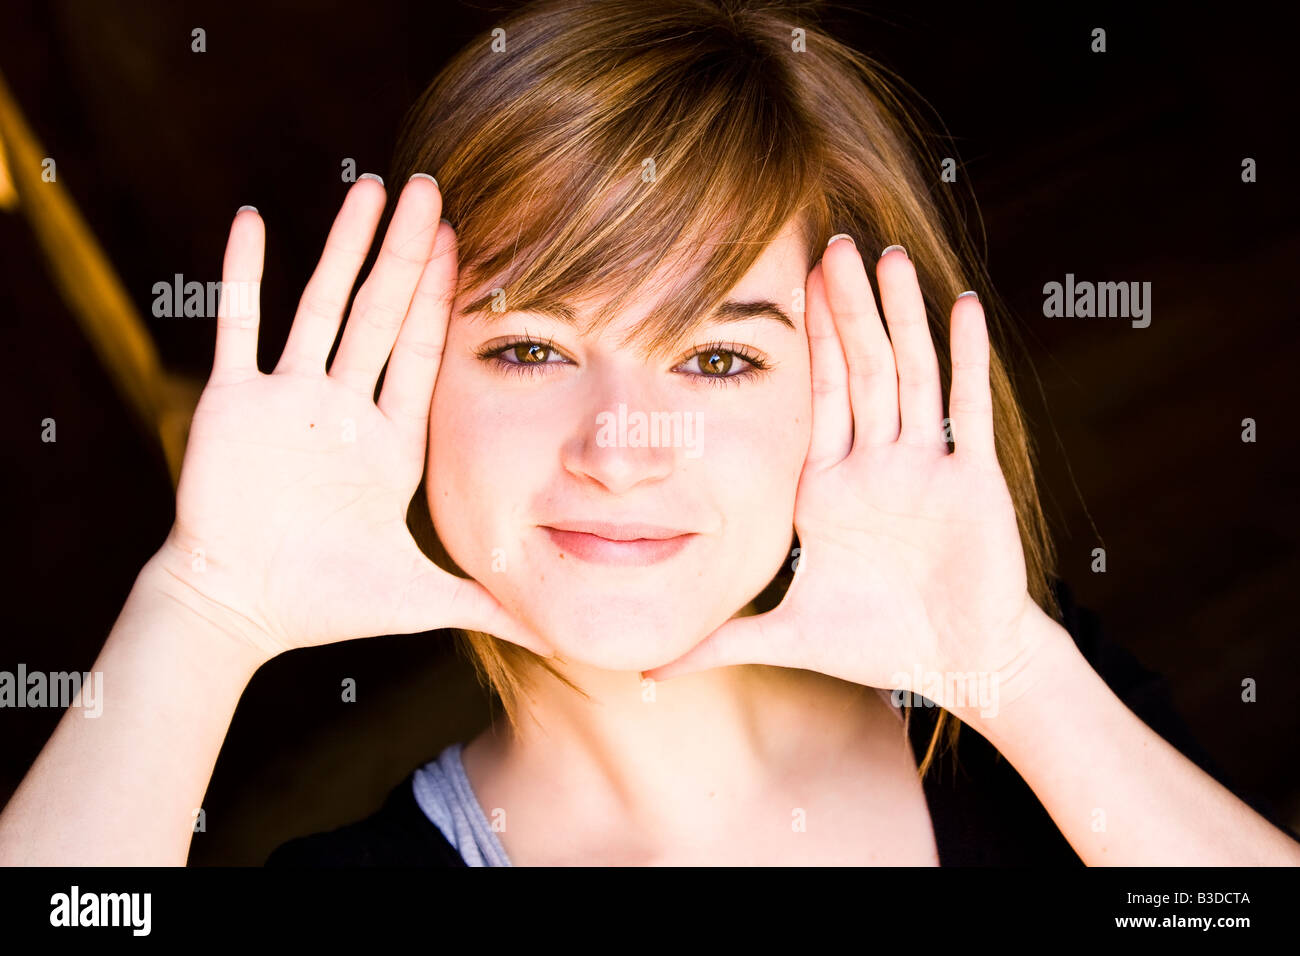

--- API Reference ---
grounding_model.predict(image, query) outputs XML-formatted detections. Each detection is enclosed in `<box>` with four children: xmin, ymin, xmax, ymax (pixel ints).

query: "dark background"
<box><xmin>2</xmin><ymin>0</ymin><xmax>1296</xmax><ymax>863</ymax></box>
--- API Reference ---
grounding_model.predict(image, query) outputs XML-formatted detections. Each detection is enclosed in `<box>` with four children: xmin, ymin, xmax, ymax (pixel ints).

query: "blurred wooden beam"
<box><xmin>0</xmin><ymin>65</ymin><xmax>198</xmax><ymax>487</ymax></box>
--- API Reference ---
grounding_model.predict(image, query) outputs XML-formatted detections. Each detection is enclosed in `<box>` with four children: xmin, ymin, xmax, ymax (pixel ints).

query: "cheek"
<box><xmin>425</xmin><ymin>366</ymin><xmax>562</xmax><ymax>576</ymax></box>
<box><xmin>424</xmin><ymin>367</ymin><xmax>509</xmax><ymax>568</ymax></box>
<box><xmin>704</xmin><ymin>384</ymin><xmax>808</xmax><ymax>541</ymax></box>
<box><xmin>732</xmin><ymin>365</ymin><xmax>811</xmax><ymax>487</ymax></box>
<box><xmin>734</xmin><ymin>370</ymin><xmax>811</xmax><ymax>570</ymax></box>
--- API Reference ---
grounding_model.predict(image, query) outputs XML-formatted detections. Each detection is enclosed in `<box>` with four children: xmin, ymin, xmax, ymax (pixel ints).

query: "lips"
<box><xmin>540</xmin><ymin>522</ymin><xmax>696</xmax><ymax>566</ymax></box>
<box><xmin>541</xmin><ymin>520</ymin><xmax>694</xmax><ymax>541</ymax></box>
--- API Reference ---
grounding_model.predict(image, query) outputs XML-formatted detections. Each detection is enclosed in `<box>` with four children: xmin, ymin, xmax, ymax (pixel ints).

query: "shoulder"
<box><xmin>264</xmin><ymin>771</ymin><xmax>467</xmax><ymax>867</ymax></box>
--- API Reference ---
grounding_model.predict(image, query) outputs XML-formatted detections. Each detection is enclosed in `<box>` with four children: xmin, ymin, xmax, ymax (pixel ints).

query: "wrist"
<box><xmin>133</xmin><ymin>548</ymin><xmax>277</xmax><ymax>675</ymax></box>
<box><xmin>942</xmin><ymin>599</ymin><xmax>1079</xmax><ymax>734</ymax></box>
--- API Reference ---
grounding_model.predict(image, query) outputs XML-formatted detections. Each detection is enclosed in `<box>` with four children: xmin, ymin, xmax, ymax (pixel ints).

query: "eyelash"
<box><xmin>473</xmin><ymin>336</ymin><xmax>771</xmax><ymax>388</ymax></box>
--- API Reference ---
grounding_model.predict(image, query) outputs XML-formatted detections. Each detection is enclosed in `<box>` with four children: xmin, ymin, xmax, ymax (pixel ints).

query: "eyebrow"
<box><xmin>471</xmin><ymin>298</ymin><xmax>796</xmax><ymax>330</ymax></box>
<box><xmin>710</xmin><ymin>299</ymin><xmax>797</xmax><ymax>330</ymax></box>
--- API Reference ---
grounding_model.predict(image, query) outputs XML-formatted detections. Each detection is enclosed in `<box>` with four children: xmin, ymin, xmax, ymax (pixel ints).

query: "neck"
<box><xmin>465</xmin><ymin>649</ymin><xmax>879</xmax><ymax>852</ymax></box>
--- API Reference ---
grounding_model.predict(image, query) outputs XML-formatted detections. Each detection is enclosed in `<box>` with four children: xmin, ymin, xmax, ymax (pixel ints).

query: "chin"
<box><xmin>523</xmin><ymin>598</ymin><xmax>716</xmax><ymax>672</ymax></box>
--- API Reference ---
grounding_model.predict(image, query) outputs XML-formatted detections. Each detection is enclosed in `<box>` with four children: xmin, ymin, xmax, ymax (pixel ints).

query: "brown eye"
<box><xmin>673</xmin><ymin>342</ymin><xmax>769</xmax><ymax>388</ymax></box>
<box><xmin>514</xmin><ymin>343</ymin><xmax>551</xmax><ymax>364</ymax></box>
<box><xmin>699</xmin><ymin>349</ymin><xmax>733</xmax><ymax>375</ymax></box>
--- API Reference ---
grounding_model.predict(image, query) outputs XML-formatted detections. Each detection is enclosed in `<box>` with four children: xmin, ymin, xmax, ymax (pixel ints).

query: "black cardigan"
<box><xmin>264</xmin><ymin>578</ymin><xmax>1289</xmax><ymax>866</ymax></box>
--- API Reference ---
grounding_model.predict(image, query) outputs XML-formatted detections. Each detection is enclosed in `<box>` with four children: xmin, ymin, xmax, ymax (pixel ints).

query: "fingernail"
<box><xmin>880</xmin><ymin>244</ymin><xmax>908</xmax><ymax>260</ymax></box>
<box><xmin>358</xmin><ymin>173</ymin><xmax>384</xmax><ymax>186</ymax></box>
<box><xmin>439</xmin><ymin>218</ymin><xmax>453</xmax><ymax>228</ymax></box>
<box><xmin>237</xmin><ymin>205</ymin><xmax>258</xmax><ymax>214</ymax></box>
<box><xmin>957</xmin><ymin>290</ymin><xmax>978</xmax><ymax>300</ymax></box>
<box><xmin>409</xmin><ymin>172</ymin><xmax>439</xmax><ymax>188</ymax></box>
<box><xmin>826</xmin><ymin>233</ymin><xmax>855</xmax><ymax>248</ymax></box>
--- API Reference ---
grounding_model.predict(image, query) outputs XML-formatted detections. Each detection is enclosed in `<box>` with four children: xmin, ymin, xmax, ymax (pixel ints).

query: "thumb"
<box><xmin>393</xmin><ymin>562</ymin><xmax>558</xmax><ymax>659</ymax></box>
<box><xmin>641</xmin><ymin>609</ymin><xmax>790</xmax><ymax>682</ymax></box>
<box><xmin>445</xmin><ymin>577</ymin><xmax>560</xmax><ymax>659</ymax></box>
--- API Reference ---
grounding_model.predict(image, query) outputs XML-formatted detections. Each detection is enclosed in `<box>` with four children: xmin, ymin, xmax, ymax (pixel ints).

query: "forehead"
<box><xmin>726</xmin><ymin>219</ymin><xmax>810</xmax><ymax>300</ymax></box>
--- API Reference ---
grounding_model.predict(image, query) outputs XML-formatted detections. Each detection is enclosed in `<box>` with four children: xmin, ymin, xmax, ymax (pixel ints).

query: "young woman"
<box><xmin>3</xmin><ymin>0</ymin><xmax>1297</xmax><ymax>866</ymax></box>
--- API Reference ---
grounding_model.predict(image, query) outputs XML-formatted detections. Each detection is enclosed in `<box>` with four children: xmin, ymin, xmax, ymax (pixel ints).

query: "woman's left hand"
<box><xmin>642</xmin><ymin>239</ymin><xmax>1050</xmax><ymax>706</ymax></box>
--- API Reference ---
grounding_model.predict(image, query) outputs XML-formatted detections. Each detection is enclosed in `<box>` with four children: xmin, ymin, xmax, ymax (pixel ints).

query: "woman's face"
<box><xmin>426</xmin><ymin>219</ymin><xmax>813</xmax><ymax>671</ymax></box>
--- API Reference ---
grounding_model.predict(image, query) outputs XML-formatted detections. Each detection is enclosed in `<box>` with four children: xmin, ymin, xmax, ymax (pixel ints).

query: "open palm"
<box><xmin>152</xmin><ymin>177</ymin><xmax>554</xmax><ymax>662</ymax></box>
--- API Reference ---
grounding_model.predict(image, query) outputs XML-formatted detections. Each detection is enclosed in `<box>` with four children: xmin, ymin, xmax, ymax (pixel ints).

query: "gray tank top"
<box><xmin>411</xmin><ymin>742</ymin><xmax>513</xmax><ymax>866</ymax></box>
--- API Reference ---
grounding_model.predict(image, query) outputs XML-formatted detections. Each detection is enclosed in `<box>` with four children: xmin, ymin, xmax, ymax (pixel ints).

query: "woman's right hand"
<box><xmin>147</xmin><ymin>174</ymin><xmax>554</xmax><ymax>662</ymax></box>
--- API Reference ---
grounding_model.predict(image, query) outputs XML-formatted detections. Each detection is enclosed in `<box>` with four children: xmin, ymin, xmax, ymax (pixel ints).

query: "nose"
<box><xmin>560</xmin><ymin>373</ymin><xmax>685</xmax><ymax>494</ymax></box>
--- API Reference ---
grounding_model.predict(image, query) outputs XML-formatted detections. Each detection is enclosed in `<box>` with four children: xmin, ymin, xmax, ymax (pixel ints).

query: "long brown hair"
<box><xmin>391</xmin><ymin>0</ymin><xmax>1059</xmax><ymax>779</ymax></box>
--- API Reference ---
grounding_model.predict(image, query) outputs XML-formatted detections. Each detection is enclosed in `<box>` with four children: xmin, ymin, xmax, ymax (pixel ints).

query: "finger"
<box><xmin>376</xmin><ymin>219</ymin><xmax>457</xmax><ymax>433</ymax></box>
<box><xmin>803</xmin><ymin>263</ymin><xmax>854</xmax><ymax>469</ymax></box>
<box><xmin>436</xmin><ymin>572</ymin><xmax>559</xmax><ymax>660</ymax></box>
<box><xmin>640</xmin><ymin>612</ymin><xmax>789</xmax><ymax>682</ymax></box>
<box><xmin>821</xmin><ymin>236</ymin><xmax>900</xmax><ymax>450</ymax></box>
<box><xmin>212</xmin><ymin>206</ymin><xmax>264</xmax><ymax>382</ymax></box>
<box><xmin>876</xmin><ymin>246</ymin><xmax>946</xmax><ymax>448</ymax></box>
<box><xmin>948</xmin><ymin>291</ymin><xmax>996</xmax><ymax>464</ymax></box>
<box><xmin>275</xmin><ymin>175</ymin><xmax>387</xmax><ymax>375</ymax></box>
<box><xmin>330</xmin><ymin>175</ymin><xmax>443</xmax><ymax>395</ymax></box>
<box><xmin>384</xmin><ymin>543</ymin><xmax>556</xmax><ymax>655</ymax></box>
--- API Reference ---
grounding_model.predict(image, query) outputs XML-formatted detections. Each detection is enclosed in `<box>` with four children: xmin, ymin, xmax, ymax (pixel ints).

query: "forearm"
<box><xmin>950</xmin><ymin>603</ymin><xmax>1300</xmax><ymax>866</ymax></box>
<box><xmin>0</xmin><ymin>559</ymin><xmax>269</xmax><ymax>865</ymax></box>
